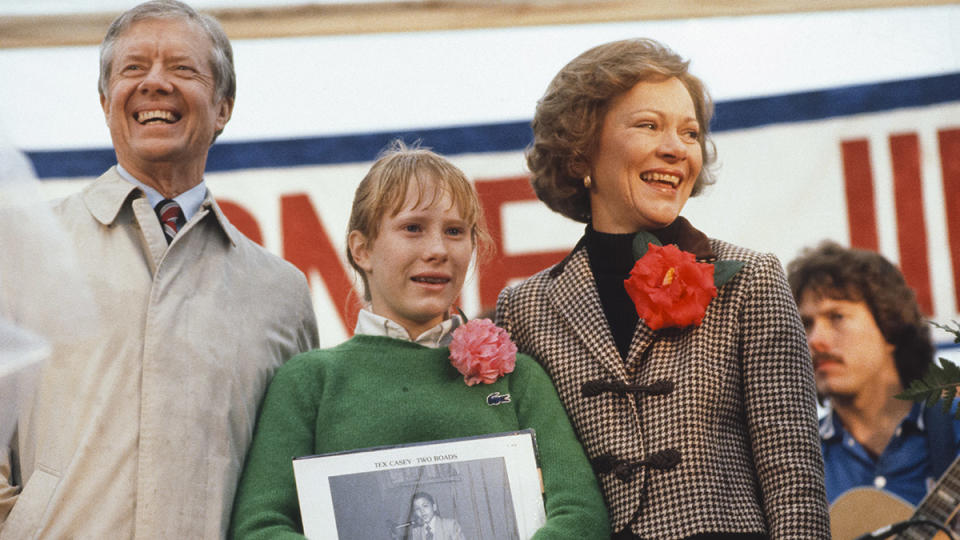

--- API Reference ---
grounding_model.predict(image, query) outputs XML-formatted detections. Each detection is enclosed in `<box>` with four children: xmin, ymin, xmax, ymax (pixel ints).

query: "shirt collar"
<box><xmin>116</xmin><ymin>163</ymin><xmax>207</xmax><ymax>221</ymax></box>
<box><xmin>820</xmin><ymin>401</ymin><xmax>925</xmax><ymax>440</ymax></box>
<box><xmin>911</xmin><ymin>402</ymin><xmax>926</xmax><ymax>431</ymax></box>
<box><xmin>354</xmin><ymin>309</ymin><xmax>462</xmax><ymax>348</ymax></box>
<box><xmin>820</xmin><ymin>407</ymin><xmax>839</xmax><ymax>440</ymax></box>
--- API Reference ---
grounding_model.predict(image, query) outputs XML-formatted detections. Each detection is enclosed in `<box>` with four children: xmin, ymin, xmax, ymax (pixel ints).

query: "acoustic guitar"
<box><xmin>830</xmin><ymin>454</ymin><xmax>960</xmax><ymax>539</ymax></box>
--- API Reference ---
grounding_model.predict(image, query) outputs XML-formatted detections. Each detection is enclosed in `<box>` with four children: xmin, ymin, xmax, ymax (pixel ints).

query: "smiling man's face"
<box><xmin>100</xmin><ymin>17</ymin><xmax>232</xmax><ymax>174</ymax></box>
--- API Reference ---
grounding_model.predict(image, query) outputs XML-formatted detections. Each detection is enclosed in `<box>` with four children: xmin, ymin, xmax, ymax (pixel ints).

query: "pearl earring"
<box><xmin>583</xmin><ymin>175</ymin><xmax>592</xmax><ymax>189</ymax></box>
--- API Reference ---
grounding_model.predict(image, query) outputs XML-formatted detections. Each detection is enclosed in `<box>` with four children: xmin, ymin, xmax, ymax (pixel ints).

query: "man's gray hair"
<box><xmin>97</xmin><ymin>0</ymin><xmax>236</xmax><ymax>103</ymax></box>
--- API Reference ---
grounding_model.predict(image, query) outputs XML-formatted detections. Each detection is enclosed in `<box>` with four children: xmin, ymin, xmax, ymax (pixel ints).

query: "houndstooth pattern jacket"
<box><xmin>496</xmin><ymin>237</ymin><xmax>830</xmax><ymax>539</ymax></box>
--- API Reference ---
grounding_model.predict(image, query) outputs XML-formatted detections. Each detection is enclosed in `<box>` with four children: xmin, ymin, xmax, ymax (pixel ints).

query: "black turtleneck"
<box><xmin>581</xmin><ymin>218</ymin><xmax>716</xmax><ymax>359</ymax></box>
<box><xmin>584</xmin><ymin>226</ymin><xmax>639</xmax><ymax>359</ymax></box>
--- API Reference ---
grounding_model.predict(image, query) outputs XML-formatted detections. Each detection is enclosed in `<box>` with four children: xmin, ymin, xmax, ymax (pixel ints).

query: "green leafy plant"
<box><xmin>895</xmin><ymin>320</ymin><xmax>960</xmax><ymax>418</ymax></box>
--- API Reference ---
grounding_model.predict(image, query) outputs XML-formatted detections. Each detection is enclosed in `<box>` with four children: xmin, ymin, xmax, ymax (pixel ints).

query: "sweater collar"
<box><xmin>354</xmin><ymin>309</ymin><xmax>463</xmax><ymax>348</ymax></box>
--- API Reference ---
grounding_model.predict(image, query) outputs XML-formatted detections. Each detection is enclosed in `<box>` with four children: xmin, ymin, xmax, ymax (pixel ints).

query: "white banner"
<box><xmin>2</xmin><ymin>5</ymin><xmax>958</xmax><ymax>348</ymax></box>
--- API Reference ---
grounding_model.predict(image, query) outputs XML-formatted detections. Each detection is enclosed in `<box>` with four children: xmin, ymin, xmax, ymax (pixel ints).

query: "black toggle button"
<box><xmin>592</xmin><ymin>448</ymin><xmax>681</xmax><ymax>482</ymax></box>
<box><xmin>581</xmin><ymin>379</ymin><xmax>674</xmax><ymax>398</ymax></box>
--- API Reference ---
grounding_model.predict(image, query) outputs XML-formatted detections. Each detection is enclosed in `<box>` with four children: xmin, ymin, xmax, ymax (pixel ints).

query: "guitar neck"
<box><xmin>897</xmin><ymin>454</ymin><xmax>960</xmax><ymax>540</ymax></box>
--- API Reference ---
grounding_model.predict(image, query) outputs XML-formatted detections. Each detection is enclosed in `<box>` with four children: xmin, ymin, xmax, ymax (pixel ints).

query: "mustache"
<box><xmin>812</xmin><ymin>352</ymin><xmax>843</xmax><ymax>366</ymax></box>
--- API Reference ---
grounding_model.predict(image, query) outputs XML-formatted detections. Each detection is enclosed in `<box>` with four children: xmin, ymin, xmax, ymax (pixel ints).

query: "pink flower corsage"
<box><xmin>449</xmin><ymin>319</ymin><xmax>517</xmax><ymax>386</ymax></box>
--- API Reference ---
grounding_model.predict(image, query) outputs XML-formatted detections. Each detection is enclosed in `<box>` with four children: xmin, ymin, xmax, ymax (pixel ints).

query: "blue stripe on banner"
<box><xmin>712</xmin><ymin>71</ymin><xmax>960</xmax><ymax>131</ymax></box>
<box><xmin>205</xmin><ymin>121</ymin><xmax>534</xmax><ymax>173</ymax></box>
<box><xmin>26</xmin><ymin>71</ymin><xmax>960</xmax><ymax>179</ymax></box>
<box><xmin>28</xmin><ymin>148</ymin><xmax>119</xmax><ymax>179</ymax></box>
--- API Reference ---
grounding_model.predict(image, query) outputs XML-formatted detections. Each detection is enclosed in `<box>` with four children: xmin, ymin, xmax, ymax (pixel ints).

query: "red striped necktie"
<box><xmin>155</xmin><ymin>199</ymin><xmax>185</xmax><ymax>244</ymax></box>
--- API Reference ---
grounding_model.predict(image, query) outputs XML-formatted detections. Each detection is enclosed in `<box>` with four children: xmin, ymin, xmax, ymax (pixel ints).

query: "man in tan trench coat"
<box><xmin>0</xmin><ymin>1</ymin><xmax>319</xmax><ymax>537</ymax></box>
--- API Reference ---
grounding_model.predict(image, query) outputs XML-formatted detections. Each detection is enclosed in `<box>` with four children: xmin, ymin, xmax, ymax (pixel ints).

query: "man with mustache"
<box><xmin>787</xmin><ymin>241</ymin><xmax>957</xmax><ymax>507</ymax></box>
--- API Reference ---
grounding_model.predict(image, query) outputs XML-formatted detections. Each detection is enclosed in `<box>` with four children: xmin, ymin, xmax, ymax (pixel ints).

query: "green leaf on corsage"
<box><xmin>713</xmin><ymin>260</ymin><xmax>745</xmax><ymax>288</ymax></box>
<box><xmin>632</xmin><ymin>231</ymin><xmax>662</xmax><ymax>260</ymax></box>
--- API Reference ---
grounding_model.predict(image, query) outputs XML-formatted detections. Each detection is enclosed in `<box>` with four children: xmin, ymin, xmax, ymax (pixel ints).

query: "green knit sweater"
<box><xmin>230</xmin><ymin>335</ymin><xmax>609</xmax><ymax>539</ymax></box>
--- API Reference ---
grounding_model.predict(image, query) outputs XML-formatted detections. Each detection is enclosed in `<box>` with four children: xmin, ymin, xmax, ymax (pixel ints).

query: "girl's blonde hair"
<box><xmin>346</xmin><ymin>141</ymin><xmax>492</xmax><ymax>300</ymax></box>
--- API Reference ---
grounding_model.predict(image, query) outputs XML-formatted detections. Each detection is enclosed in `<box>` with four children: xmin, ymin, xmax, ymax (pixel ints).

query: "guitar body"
<box><xmin>830</xmin><ymin>488</ymin><xmax>914</xmax><ymax>539</ymax></box>
<box><xmin>829</xmin><ymin>487</ymin><xmax>955</xmax><ymax>540</ymax></box>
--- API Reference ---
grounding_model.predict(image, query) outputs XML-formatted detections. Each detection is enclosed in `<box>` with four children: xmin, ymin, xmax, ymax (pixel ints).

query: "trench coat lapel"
<box><xmin>548</xmin><ymin>248</ymin><xmax>631</xmax><ymax>381</ymax></box>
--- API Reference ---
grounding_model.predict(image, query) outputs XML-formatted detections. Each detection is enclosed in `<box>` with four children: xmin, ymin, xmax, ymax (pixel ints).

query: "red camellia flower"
<box><xmin>623</xmin><ymin>243</ymin><xmax>717</xmax><ymax>330</ymax></box>
<box><xmin>449</xmin><ymin>319</ymin><xmax>517</xmax><ymax>386</ymax></box>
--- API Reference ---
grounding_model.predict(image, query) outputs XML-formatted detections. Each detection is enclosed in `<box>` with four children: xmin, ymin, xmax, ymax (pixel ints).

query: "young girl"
<box><xmin>230</xmin><ymin>143</ymin><xmax>609</xmax><ymax>539</ymax></box>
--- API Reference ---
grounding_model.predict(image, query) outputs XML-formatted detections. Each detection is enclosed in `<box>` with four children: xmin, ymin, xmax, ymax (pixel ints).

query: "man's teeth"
<box><xmin>413</xmin><ymin>276</ymin><xmax>448</xmax><ymax>284</ymax></box>
<box><xmin>136</xmin><ymin>110</ymin><xmax>176</xmax><ymax>124</ymax></box>
<box><xmin>641</xmin><ymin>172</ymin><xmax>680</xmax><ymax>186</ymax></box>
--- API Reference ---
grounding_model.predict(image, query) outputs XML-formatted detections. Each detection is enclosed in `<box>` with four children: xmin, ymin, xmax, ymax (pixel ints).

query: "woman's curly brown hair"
<box><xmin>527</xmin><ymin>38</ymin><xmax>717</xmax><ymax>223</ymax></box>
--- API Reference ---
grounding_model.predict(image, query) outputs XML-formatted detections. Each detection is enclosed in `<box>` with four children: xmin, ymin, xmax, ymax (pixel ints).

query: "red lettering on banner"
<box><xmin>890</xmin><ymin>134</ymin><xmax>933</xmax><ymax>314</ymax></box>
<box><xmin>840</xmin><ymin>131</ymin><xmax>960</xmax><ymax>316</ymax></box>
<box><xmin>475</xmin><ymin>177</ymin><xmax>568</xmax><ymax>312</ymax></box>
<box><xmin>841</xmin><ymin>140</ymin><xmax>880</xmax><ymax>251</ymax></box>
<box><xmin>217</xmin><ymin>199</ymin><xmax>264</xmax><ymax>246</ymax></box>
<box><xmin>281</xmin><ymin>194</ymin><xmax>359</xmax><ymax>334</ymax></box>
<box><xmin>940</xmin><ymin>128</ymin><xmax>960</xmax><ymax>312</ymax></box>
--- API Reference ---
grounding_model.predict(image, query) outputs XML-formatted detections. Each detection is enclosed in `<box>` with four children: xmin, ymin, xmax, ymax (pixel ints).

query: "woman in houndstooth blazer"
<box><xmin>496</xmin><ymin>39</ymin><xmax>830</xmax><ymax>539</ymax></box>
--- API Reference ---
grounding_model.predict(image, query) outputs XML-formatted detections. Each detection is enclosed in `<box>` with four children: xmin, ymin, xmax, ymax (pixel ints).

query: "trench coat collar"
<box><xmin>83</xmin><ymin>165</ymin><xmax>239</xmax><ymax>247</ymax></box>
